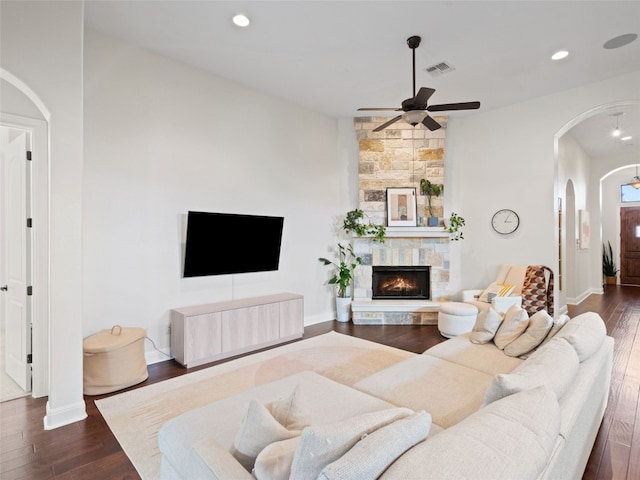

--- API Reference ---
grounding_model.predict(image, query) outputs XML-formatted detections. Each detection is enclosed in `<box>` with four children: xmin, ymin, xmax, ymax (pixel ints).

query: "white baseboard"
<box><xmin>145</xmin><ymin>347</ymin><xmax>172</xmax><ymax>365</ymax></box>
<box><xmin>43</xmin><ymin>399</ymin><xmax>87</xmax><ymax>430</ymax></box>
<box><xmin>565</xmin><ymin>287</ymin><xmax>603</xmax><ymax>306</ymax></box>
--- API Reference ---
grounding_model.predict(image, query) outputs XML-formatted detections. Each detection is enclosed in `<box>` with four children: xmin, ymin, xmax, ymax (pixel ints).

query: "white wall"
<box><xmin>445</xmin><ymin>71</ymin><xmax>640</xmax><ymax>312</ymax></box>
<box><xmin>557</xmin><ymin>133</ymin><xmax>592</xmax><ymax>304</ymax></box>
<box><xmin>0</xmin><ymin>0</ymin><xmax>86</xmax><ymax>428</ymax></box>
<box><xmin>82</xmin><ymin>31</ymin><xmax>346</xmax><ymax>358</ymax></box>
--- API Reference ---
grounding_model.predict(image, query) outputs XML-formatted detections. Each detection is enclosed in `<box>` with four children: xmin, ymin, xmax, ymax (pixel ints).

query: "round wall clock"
<box><xmin>491</xmin><ymin>209</ymin><xmax>520</xmax><ymax>235</ymax></box>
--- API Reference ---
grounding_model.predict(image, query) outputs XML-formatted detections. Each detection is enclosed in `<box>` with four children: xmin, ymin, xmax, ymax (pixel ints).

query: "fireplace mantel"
<box><xmin>357</xmin><ymin>227</ymin><xmax>450</xmax><ymax>239</ymax></box>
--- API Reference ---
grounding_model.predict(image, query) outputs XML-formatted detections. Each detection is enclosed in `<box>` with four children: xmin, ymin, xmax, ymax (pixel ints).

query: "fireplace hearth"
<box><xmin>372</xmin><ymin>266</ymin><xmax>430</xmax><ymax>300</ymax></box>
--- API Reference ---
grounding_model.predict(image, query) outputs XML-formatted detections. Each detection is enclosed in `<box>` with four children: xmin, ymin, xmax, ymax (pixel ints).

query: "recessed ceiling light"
<box><xmin>603</xmin><ymin>33</ymin><xmax>638</xmax><ymax>49</ymax></box>
<box><xmin>621</xmin><ymin>136</ymin><xmax>633</xmax><ymax>141</ymax></box>
<box><xmin>232</xmin><ymin>14</ymin><xmax>250</xmax><ymax>27</ymax></box>
<box><xmin>551</xmin><ymin>50</ymin><xmax>569</xmax><ymax>61</ymax></box>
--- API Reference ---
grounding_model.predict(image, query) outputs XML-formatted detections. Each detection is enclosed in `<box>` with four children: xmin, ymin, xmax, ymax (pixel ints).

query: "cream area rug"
<box><xmin>95</xmin><ymin>331</ymin><xmax>415</xmax><ymax>480</ymax></box>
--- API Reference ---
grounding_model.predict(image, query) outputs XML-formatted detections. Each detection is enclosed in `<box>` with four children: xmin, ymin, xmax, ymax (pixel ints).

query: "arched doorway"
<box><xmin>0</xmin><ymin>69</ymin><xmax>50</xmax><ymax>399</ymax></box>
<box><xmin>554</xmin><ymin>100</ymin><xmax>640</xmax><ymax>308</ymax></box>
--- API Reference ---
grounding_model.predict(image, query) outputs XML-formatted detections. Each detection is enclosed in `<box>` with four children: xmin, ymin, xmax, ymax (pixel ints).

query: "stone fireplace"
<box><xmin>350</xmin><ymin>116</ymin><xmax>452</xmax><ymax>325</ymax></box>
<box><xmin>372</xmin><ymin>266</ymin><xmax>430</xmax><ymax>300</ymax></box>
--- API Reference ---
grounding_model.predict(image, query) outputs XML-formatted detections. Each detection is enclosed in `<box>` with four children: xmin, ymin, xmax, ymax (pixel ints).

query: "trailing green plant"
<box><xmin>602</xmin><ymin>241</ymin><xmax>619</xmax><ymax>277</ymax></box>
<box><xmin>446</xmin><ymin>212</ymin><xmax>465</xmax><ymax>241</ymax></box>
<box><xmin>342</xmin><ymin>208</ymin><xmax>386</xmax><ymax>243</ymax></box>
<box><xmin>420</xmin><ymin>179</ymin><xmax>444</xmax><ymax>218</ymax></box>
<box><xmin>319</xmin><ymin>242</ymin><xmax>362</xmax><ymax>297</ymax></box>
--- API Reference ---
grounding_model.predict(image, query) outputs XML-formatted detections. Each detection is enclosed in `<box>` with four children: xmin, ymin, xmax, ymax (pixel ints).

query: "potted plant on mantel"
<box><xmin>420</xmin><ymin>179</ymin><xmax>444</xmax><ymax>227</ymax></box>
<box><xmin>319</xmin><ymin>242</ymin><xmax>362</xmax><ymax>322</ymax></box>
<box><xmin>603</xmin><ymin>241</ymin><xmax>619</xmax><ymax>285</ymax></box>
<box><xmin>342</xmin><ymin>208</ymin><xmax>386</xmax><ymax>243</ymax></box>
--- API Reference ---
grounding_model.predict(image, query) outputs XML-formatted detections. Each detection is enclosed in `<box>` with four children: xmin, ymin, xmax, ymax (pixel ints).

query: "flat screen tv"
<box><xmin>183</xmin><ymin>211</ymin><xmax>284</xmax><ymax>277</ymax></box>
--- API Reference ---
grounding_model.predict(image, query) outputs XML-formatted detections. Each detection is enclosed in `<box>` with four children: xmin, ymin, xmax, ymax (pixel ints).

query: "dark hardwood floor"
<box><xmin>1</xmin><ymin>286</ymin><xmax>638</xmax><ymax>479</ymax></box>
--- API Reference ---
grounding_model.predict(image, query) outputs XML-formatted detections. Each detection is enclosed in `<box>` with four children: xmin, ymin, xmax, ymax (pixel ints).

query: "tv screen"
<box><xmin>183</xmin><ymin>211</ymin><xmax>284</xmax><ymax>277</ymax></box>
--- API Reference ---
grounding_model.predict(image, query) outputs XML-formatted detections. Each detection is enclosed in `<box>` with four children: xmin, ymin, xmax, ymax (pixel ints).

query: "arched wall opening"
<box><xmin>554</xmin><ymin>100</ymin><xmax>640</xmax><ymax>308</ymax></box>
<box><xmin>0</xmin><ymin>68</ymin><xmax>50</xmax><ymax>398</ymax></box>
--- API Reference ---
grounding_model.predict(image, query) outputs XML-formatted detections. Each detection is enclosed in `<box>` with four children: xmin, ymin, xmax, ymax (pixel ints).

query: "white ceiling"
<box><xmin>84</xmin><ymin>1</ymin><xmax>640</xmax><ymax>158</ymax></box>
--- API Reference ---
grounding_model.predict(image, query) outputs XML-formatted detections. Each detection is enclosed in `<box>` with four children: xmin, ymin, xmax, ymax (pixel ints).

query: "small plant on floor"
<box><xmin>342</xmin><ymin>208</ymin><xmax>386</xmax><ymax>243</ymax></box>
<box><xmin>319</xmin><ymin>242</ymin><xmax>362</xmax><ymax>298</ymax></box>
<box><xmin>602</xmin><ymin>241</ymin><xmax>619</xmax><ymax>278</ymax></box>
<box><xmin>446</xmin><ymin>212</ymin><xmax>465</xmax><ymax>241</ymax></box>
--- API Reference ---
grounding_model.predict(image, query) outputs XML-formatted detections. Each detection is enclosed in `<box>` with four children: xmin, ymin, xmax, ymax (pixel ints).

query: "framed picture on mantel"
<box><xmin>386</xmin><ymin>187</ymin><xmax>417</xmax><ymax>227</ymax></box>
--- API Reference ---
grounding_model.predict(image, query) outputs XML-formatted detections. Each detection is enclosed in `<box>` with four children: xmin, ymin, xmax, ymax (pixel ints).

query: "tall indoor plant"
<box><xmin>319</xmin><ymin>242</ymin><xmax>362</xmax><ymax>322</ymax></box>
<box><xmin>420</xmin><ymin>179</ymin><xmax>444</xmax><ymax>226</ymax></box>
<box><xmin>602</xmin><ymin>241</ymin><xmax>619</xmax><ymax>285</ymax></box>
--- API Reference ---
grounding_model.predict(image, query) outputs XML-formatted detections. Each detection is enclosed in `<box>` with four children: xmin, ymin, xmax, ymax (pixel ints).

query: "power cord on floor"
<box><xmin>145</xmin><ymin>336</ymin><xmax>172</xmax><ymax>358</ymax></box>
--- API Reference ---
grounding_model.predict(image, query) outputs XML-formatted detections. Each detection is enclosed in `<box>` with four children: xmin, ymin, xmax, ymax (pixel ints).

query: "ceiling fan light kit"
<box><xmin>358</xmin><ymin>35</ymin><xmax>481</xmax><ymax>132</ymax></box>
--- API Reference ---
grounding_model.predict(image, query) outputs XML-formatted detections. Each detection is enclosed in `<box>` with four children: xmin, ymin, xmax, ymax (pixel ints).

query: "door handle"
<box><xmin>0</xmin><ymin>285</ymin><xmax>7</xmax><ymax>291</ymax></box>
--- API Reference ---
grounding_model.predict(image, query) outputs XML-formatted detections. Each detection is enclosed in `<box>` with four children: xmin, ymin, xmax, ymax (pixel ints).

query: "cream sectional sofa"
<box><xmin>158</xmin><ymin>311</ymin><xmax>613</xmax><ymax>480</ymax></box>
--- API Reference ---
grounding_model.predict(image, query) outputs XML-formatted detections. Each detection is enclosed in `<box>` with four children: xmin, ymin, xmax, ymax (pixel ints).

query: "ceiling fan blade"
<box><xmin>422</xmin><ymin>115</ymin><xmax>442</xmax><ymax>131</ymax></box>
<box><xmin>373</xmin><ymin>115</ymin><xmax>402</xmax><ymax>132</ymax></box>
<box><xmin>413</xmin><ymin>87</ymin><xmax>436</xmax><ymax>109</ymax></box>
<box><xmin>357</xmin><ymin>107</ymin><xmax>401</xmax><ymax>111</ymax></box>
<box><xmin>427</xmin><ymin>101</ymin><xmax>481</xmax><ymax>112</ymax></box>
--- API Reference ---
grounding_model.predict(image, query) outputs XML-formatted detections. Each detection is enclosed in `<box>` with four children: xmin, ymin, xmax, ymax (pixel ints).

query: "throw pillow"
<box><xmin>538</xmin><ymin>313</ymin><xmax>569</xmax><ymax>348</ymax></box>
<box><xmin>266</xmin><ymin>385</ymin><xmax>311</xmax><ymax>431</ymax></box>
<box><xmin>484</xmin><ymin>337</ymin><xmax>579</xmax><ymax>405</ymax></box>
<box><xmin>317</xmin><ymin>411</ymin><xmax>431</xmax><ymax>480</ymax></box>
<box><xmin>469</xmin><ymin>307</ymin><xmax>503</xmax><ymax>344</ymax></box>
<box><xmin>554</xmin><ymin>311</ymin><xmax>607</xmax><ymax>361</ymax></box>
<box><xmin>493</xmin><ymin>305</ymin><xmax>529</xmax><ymax>350</ymax></box>
<box><xmin>479</xmin><ymin>282</ymin><xmax>515</xmax><ymax>303</ymax></box>
<box><xmin>289</xmin><ymin>407</ymin><xmax>413</xmax><ymax>479</ymax></box>
<box><xmin>504</xmin><ymin>309</ymin><xmax>553</xmax><ymax>357</ymax></box>
<box><xmin>231</xmin><ymin>399</ymin><xmax>300</xmax><ymax>471</ymax></box>
<box><xmin>253</xmin><ymin>436</ymin><xmax>301</xmax><ymax>480</ymax></box>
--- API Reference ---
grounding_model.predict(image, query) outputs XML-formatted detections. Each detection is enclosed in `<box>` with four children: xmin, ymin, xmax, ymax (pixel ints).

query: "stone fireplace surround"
<box><xmin>352</xmin><ymin>117</ymin><xmax>451</xmax><ymax>325</ymax></box>
<box><xmin>351</xmin><ymin>228</ymin><xmax>450</xmax><ymax>325</ymax></box>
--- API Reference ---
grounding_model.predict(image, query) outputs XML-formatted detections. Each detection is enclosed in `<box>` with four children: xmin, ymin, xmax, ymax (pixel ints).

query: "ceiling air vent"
<box><xmin>425</xmin><ymin>61</ymin><xmax>456</xmax><ymax>77</ymax></box>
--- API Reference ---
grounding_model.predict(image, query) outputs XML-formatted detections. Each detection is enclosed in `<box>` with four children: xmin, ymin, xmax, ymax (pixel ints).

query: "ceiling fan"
<box><xmin>358</xmin><ymin>36</ymin><xmax>480</xmax><ymax>132</ymax></box>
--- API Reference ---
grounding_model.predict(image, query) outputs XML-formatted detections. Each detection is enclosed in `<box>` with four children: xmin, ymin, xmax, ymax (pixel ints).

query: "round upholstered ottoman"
<box><xmin>438</xmin><ymin>302</ymin><xmax>478</xmax><ymax>338</ymax></box>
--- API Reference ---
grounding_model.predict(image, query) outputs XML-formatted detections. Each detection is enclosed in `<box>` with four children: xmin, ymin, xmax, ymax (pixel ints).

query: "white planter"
<box><xmin>335</xmin><ymin>296</ymin><xmax>352</xmax><ymax>322</ymax></box>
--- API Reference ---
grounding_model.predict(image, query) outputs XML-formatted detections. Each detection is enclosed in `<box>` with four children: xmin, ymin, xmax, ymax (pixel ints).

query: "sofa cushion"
<box><xmin>484</xmin><ymin>337</ymin><xmax>579</xmax><ymax>405</ymax></box>
<box><xmin>424</xmin><ymin>333</ymin><xmax>523</xmax><ymax>376</ymax></box>
<box><xmin>289</xmin><ymin>408</ymin><xmax>413</xmax><ymax>479</ymax></box>
<box><xmin>493</xmin><ymin>304</ymin><xmax>529</xmax><ymax>349</ymax></box>
<box><xmin>554</xmin><ymin>312</ymin><xmax>607</xmax><ymax>361</ymax></box>
<box><xmin>158</xmin><ymin>372</ymin><xmax>400</xmax><ymax>480</ymax></box>
<box><xmin>354</xmin><ymin>355</ymin><xmax>494</xmax><ymax>428</ymax></box>
<box><xmin>253</xmin><ymin>437</ymin><xmax>300</xmax><ymax>480</ymax></box>
<box><xmin>231</xmin><ymin>399</ymin><xmax>300</xmax><ymax>471</ymax></box>
<box><xmin>379</xmin><ymin>386</ymin><xmax>560</xmax><ymax>480</ymax></box>
<box><xmin>469</xmin><ymin>307</ymin><xmax>503</xmax><ymax>344</ymax></box>
<box><xmin>318</xmin><ymin>411</ymin><xmax>431</xmax><ymax>480</ymax></box>
<box><xmin>504</xmin><ymin>309</ymin><xmax>553</xmax><ymax>357</ymax></box>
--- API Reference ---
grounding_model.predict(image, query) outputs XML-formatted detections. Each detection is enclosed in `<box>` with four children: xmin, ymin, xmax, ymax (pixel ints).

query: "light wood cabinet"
<box><xmin>170</xmin><ymin>293</ymin><xmax>303</xmax><ymax>367</ymax></box>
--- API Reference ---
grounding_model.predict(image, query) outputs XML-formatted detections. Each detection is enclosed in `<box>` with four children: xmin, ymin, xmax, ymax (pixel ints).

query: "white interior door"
<box><xmin>1</xmin><ymin>128</ymin><xmax>31</xmax><ymax>391</ymax></box>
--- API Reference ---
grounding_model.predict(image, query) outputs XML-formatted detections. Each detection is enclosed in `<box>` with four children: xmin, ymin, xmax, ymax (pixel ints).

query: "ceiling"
<box><xmin>84</xmin><ymin>1</ymin><xmax>640</xmax><ymax>158</ymax></box>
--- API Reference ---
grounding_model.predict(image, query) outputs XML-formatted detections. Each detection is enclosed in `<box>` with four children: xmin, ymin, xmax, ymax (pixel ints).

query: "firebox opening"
<box><xmin>372</xmin><ymin>266</ymin><xmax>430</xmax><ymax>300</ymax></box>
